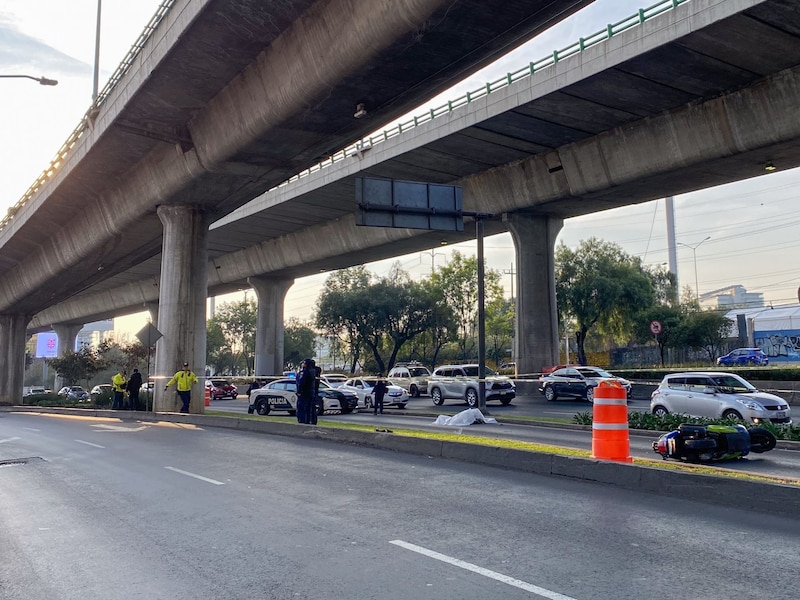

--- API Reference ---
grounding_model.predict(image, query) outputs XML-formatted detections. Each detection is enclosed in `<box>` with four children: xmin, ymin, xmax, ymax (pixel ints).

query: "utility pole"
<box><xmin>420</xmin><ymin>249</ymin><xmax>446</xmax><ymax>275</ymax></box>
<box><xmin>502</xmin><ymin>263</ymin><xmax>516</xmax><ymax>301</ymax></box>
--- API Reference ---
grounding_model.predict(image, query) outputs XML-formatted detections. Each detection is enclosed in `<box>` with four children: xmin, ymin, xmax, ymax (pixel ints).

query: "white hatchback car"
<box><xmin>340</xmin><ymin>378</ymin><xmax>409</xmax><ymax>409</ymax></box>
<box><xmin>650</xmin><ymin>372</ymin><xmax>792</xmax><ymax>425</ymax></box>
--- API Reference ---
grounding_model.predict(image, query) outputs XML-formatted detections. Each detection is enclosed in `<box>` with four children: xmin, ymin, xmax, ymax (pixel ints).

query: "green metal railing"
<box><xmin>275</xmin><ymin>0</ymin><xmax>690</xmax><ymax>190</ymax></box>
<box><xmin>0</xmin><ymin>0</ymin><xmax>690</xmax><ymax>233</ymax></box>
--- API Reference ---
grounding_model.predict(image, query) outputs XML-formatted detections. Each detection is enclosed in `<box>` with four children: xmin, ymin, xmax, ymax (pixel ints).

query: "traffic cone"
<box><xmin>205</xmin><ymin>386</ymin><xmax>211</xmax><ymax>407</ymax></box>
<box><xmin>591</xmin><ymin>380</ymin><xmax>632</xmax><ymax>462</ymax></box>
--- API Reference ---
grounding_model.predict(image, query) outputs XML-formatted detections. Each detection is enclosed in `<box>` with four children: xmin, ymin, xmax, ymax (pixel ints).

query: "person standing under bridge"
<box><xmin>111</xmin><ymin>370</ymin><xmax>127</xmax><ymax>410</ymax></box>
<box><xmin>165</xmin><ymin>362</ymin><xmax>199</xmax><ymax>413</ymax></box>
<box><xmin>127</xmin><ymin>368</ymin><xmax>143</xmax><ymax>410</ymax></box>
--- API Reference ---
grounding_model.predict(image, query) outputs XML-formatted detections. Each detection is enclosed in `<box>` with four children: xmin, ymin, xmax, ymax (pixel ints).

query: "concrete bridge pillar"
<box><xmin>503</xmin><ymin>213</ymin><xmax>563</xmax><ymax>376</ymax></box>
<box><xmin>51</xmin><ymin>322</ymin><xmax>84</xmax><ymax>391</ymax></box>
<box><xmin>154</xmin><ymin>205</ymin><xmax>209</xmax><ymax>414</ymax></box>
<box><xmin>0</xmin><ymin>314</ymin><xmax>30</xmax><ymax>404</ymax></box>
<box><xmin>248</xmin><ymin>275</ymin><xmax>294</xmax><ymax>376</ymax></box>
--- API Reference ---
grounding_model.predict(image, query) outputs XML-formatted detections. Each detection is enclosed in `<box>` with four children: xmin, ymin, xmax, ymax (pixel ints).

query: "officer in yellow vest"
<box><xmin>111</xmin><ymin>370</ymin><xmax>127</xmax><ymax>410</ymax></box>
<box><xmin>165</xmin><ymin>362</ymin><xmax>199</xmax><ymax>413</ymax></box>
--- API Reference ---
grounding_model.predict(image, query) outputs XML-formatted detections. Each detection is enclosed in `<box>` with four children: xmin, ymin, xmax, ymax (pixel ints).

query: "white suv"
<box><xmin>387</xmin><ymin>363</ymin><xmax>431</xmax><ymax>397</ymax></box>
<box><xmin>428</xmin><ymin>364</ymin><xmax>515</xmax><ymax>407</ymax></box>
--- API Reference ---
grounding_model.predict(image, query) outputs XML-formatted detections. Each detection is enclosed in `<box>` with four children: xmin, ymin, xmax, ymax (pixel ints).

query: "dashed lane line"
<box><xmin>75</xmin><ymin>439</ymin><xmax>105</xmax><ymax>448</ymax></box>
<box><xmin>390</xmin><ymin>540</ymin><xmax>578</xmax><ymax>600</ymax></box>
<box><xmin>164</xmin><ymin>466</ymin><xmax>225</xmax><ymax>485</ymax></box>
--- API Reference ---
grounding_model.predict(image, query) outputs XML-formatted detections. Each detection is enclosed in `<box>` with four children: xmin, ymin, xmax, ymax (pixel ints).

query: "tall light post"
<box><xmin>677</xmin><ymin>236</ymin><xmax>711</xmax><ymax>304</ymax></box>
<box><xmin>92</xmin><ymin>0</ymin><xmax>102</xmax><ymax>100</ymax></box>
<box><xmin>0</xmin><ymin>74</ymin><xmax>58</xmax><ymax>86</ymax></box>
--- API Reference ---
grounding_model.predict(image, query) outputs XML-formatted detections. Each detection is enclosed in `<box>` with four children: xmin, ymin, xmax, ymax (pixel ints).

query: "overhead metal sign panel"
<box><xmin>355</xmin><ymin>177</ymin><xmax>463</xmax><ymax>232</ymax></box>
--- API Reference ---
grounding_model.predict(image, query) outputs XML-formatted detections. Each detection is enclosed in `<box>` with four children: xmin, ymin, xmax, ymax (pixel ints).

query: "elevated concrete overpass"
<box><xmin>0</xmin><ymin>0</ymin><xmax>596</xmax><ymax>405</ymax></box>
<box><xmin>29</xmin><ymin>0</ymin><xmax>800</xmax><ymax>382</ymax></box>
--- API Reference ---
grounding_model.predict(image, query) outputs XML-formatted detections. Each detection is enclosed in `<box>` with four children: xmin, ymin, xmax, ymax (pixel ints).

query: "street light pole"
<box><xmin>0</xmin><ymin>74</ymin><xmax>58</xmax><ymax>86</ymax></box>
<box><xmin>677</xmin><ymin>236</ymin><xmax>711</xmax><ymax>304</ymax></box>
<box><xmin>93</xmin><ymin>0</ymin><xmax>102</xmax><ymax>100</ymax></box>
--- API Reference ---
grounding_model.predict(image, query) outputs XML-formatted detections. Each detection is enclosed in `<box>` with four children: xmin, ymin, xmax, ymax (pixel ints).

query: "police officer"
<box><xmin>164</xmin><ymin>362</ymin><xmax>199</xmax><ymax>413</ymax></box>
<box><xmin>295</xmin><ymin>359</ymin><xmax>315</xmax><ymax>424</ymax></box>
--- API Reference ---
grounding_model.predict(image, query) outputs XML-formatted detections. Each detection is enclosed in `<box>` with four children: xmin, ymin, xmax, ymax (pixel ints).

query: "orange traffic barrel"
<box><xmin>204</xmin><ymin>386</ymin><xmax>211</xmax><ymax>407</ymax></box>
<box><xmin>591</xmin><ymin>380</ymin><xmax>631</xmax><ymax>462</ymax></box>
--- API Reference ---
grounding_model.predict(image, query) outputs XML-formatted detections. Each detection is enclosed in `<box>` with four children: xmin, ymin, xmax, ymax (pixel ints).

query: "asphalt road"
<box><xmin>2</xmin><ymin>411</ymin><xmax>799</xmax><ymax>599</ymax></box>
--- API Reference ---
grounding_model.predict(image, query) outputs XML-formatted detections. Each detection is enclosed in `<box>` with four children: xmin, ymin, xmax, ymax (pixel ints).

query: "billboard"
<box><xmin>35</xmin><ymin>333</ymin><xmax>59</xmax><ymax>358</ymax></box>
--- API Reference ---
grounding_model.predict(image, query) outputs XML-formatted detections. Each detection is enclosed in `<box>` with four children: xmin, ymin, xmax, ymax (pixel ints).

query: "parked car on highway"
<box><xmin>90</xmin><ymin>384</ymin><xmax>113</xmax><ymax>397</ymax></box>
<box><xmin>321</xmin><ymin>373</ymin><xmax>348</xmax><ymax>388</ymax></box>
<box><xmin>428</xmin><ymin>364</ymin><xmax>515</xmax><ymax>407</ymax></box>
<box><xmin>57</xmin><ymin>385</ymin><xmax>90</xmax><ymax>402</ymax></box>
<box><xmin>650</xmin><ymin>372</ymin><xmax>791</xmax><ymax>425</ymax></box>
<box><xmin>538</xmin><ymin>366</ymin><xmax>632</xmax><ymax>403</ymax></box>
<box><xmin>247</xmin><ymin>378</ymin><xmax>357</xmax><ymax>416</ymax></box>
<box><xmin>716</xmin><ymin>348</ymin><xmax>769</xmax><ymax>366</ymax></box>
<box><xmin>387</xmin><ymin>363</ymin><xmax>431</xmax><ymax>397</ymax></box>
<box><xmin>23</xmin><ymin>386</ymin><xmax>49</xmax><ymax>396</ymax></box>
<box><xmin>206</xmin><ymin>379</ymin><xmax>238</xmax><ymax>399</ymax></box>
<box><xmin>340</xmin><ymin>377</ymin><xmax>409</xmax><ymax>409</ymax></box>
<box><xmin>317</xmin><ymin>384</ymin><xmax>359</xmax><ymax>414</ymax></box>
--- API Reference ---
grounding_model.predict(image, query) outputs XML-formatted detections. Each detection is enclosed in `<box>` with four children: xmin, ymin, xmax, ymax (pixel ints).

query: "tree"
<box><xmin>429</xmin><ymin>251</ymin><xmax>504</xmax><ymax>360</ymax></box>
<box><xmin>315</xmin><ymin>266</ymin><xmax>371</xmax><ymax>373</ymax></box>
<box><xmin>48</xmin><ymin>346</ymin><xmax>107</xmax><ymax>387</ymax></box>
<box><xmin>284</xmin><ymin>318</ymin><xmax>316</xmax><ymax>370</ymax></box>
<box><xmin>680</xmin><ymin>310</ymin><xmax>733</xmax><ymax>362</ymax></box>
<box><xmin>556</xmin><ymin>238</ymin><xmax>655</xmax><ymax>365</ymax></box>
<box><xmin>207</xmin><ymin>298</ymin><xmax>257</xmax><ymax>374</ymax></box>
<box><xmin>634</xmin><ymin>305</ymin><xmax>683</xmax><ymax>366</ymax></box>
<box><xmin>402</xmin><ymin>277</ymin><xmax>458</xmax><ymax>369</ymax></box>
<box><xmin>316</xmin><ymin>264</ymin><xmax>446</xmax><ymax>374</ymax></box>
<box><xmin>486</xmin><ymin>296</ymin><xmax>514</xmax><ymax>366</ymax></box>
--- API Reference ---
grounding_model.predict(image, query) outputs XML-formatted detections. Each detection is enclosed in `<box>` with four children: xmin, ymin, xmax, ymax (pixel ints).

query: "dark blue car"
<box><xmin>716</xmin><ymin>348</ymin><xmax>769</xmax><ymax>366</ymax></box>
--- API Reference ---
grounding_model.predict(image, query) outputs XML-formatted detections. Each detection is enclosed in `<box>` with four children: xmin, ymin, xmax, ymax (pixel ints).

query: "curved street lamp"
<box><xmin>677</xmin><ymin>236</ymin><xmax>711</xmax><ymax>304</ymax></box>
<box><xmin>0</xmin><ymin>74</ymin><xmax>58</xmax><ymax>86</ymax></box>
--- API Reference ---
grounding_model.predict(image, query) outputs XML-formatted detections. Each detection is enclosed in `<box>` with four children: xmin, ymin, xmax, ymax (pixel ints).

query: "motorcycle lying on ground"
<box><xmin>652</xmin><ymin>423</ymin><xmax>777</xmax><ymax>463</ymax></box>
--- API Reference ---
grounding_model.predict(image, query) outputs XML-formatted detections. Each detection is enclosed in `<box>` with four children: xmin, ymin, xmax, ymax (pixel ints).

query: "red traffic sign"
<box><xmin>649</xmin><ymin>320</ymin><xmax>663</xmax><ymax>335</ymax></box>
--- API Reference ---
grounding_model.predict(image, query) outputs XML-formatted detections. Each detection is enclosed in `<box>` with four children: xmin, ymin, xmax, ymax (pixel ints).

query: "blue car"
<box><xmin>716</xmin><ymin>348</ymin><xmax>769</xmax><ymax>366</ymax></box>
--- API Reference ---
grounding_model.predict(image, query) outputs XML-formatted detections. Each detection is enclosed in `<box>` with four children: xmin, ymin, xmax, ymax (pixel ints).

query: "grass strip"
<box><xmin>205</xmin><ymin>411</ymin><xmax>800</xmax><ymax>487</ymax></box>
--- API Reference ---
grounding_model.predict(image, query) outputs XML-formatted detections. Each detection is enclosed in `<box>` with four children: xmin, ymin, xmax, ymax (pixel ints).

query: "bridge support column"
<box><xmin>154</xmin><ymin>205</ymin><xmax>209</xmax><ymax>414</ymax></box>
<box><xmin>248</xmin><ymin>275</ymin><xmax>294</xmax><ymax>377</ymax></box>
<box><xmin>0</xmin><ymin>314</ymin><xmax>30</xmax><ymax>404</ymax></box>
<box><xmin>51</xmin><ymin>322</ymin><xmax>84</xmax><ymax>392</ymax></box>
<box><xmin>504</xmin><ymin>213</ymin><xmax>563</xmax><ymax>376</ymax></box>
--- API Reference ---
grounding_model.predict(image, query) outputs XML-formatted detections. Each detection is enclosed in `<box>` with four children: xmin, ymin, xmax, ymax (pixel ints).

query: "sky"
<box><xmin>2</xmin><ymin>0</ymin><xmax>799</xmax><ymax>338</ymax></box>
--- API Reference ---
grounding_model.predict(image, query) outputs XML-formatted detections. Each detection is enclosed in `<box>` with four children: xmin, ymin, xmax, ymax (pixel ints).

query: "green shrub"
<box><xmin>572</xmin><ymin>410</ymin><xmax>800</xmax><ymax>441</ymax></box>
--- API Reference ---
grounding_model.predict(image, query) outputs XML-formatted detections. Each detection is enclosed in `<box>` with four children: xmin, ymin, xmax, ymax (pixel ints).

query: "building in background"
<box><xmin>725</xmin><ymin>305</ymin><xmax>800</xmax><ymax>363</ymax></box>
<box><xmin>702</xmin><ymin>285</ymin><xmax>764</xmax><ymax>310</ymax></box>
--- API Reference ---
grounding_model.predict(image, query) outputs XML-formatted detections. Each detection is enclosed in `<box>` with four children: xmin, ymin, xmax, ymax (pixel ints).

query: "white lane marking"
<box><xmin>164</xmin><ymin>466</ymin><xmax>225</xmax><ymax>485</ymax></box>
<box><xmin>390</xmin><ymin>540</ymin><xmax>577</xmax><ymax>600</ymax></box>
<box><xmin>75</xmin><ymin>439</ymin><xmax>105</xmax><ymax>448</ymax></box>
<box><xmin>23</xmin><ymin>428</ymin><xmax>40</xmax><ymax>432</ymax></box>
<box><xmin>0</xmin><ymin>437</ymin><xmax>21</xmax><ymax>444</ymax></box>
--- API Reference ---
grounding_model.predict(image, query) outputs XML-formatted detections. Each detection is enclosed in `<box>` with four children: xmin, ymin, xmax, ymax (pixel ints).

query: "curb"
<box><xmin>4</xmin><ymin>406</ymin><xmax>800</xmax><ymax>517</ymax></box>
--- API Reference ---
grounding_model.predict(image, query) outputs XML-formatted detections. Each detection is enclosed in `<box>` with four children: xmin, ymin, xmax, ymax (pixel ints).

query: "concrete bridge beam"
<box><xmin>51</xmin><ymin>322</ymin><xmax>84</xmax><ymax>392</ymax></box>
<box><xmin>153</xmin><ymin>205</ymin><xmax>209</xmax><ymax>414</ymax></box>
<box><xmin>0</xmin><ymin>314</ymin><xmax>30</xmax><ymax>404</ymax></box>
<box><xmin>503</xmin><ymin>214</ymin><xmax>563</xmax><ymax>375</ymax></box>
<box><xmin>249</xmin><ymin>276</ymin><xmax>294</xmax><ymax>377</ymax></box>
